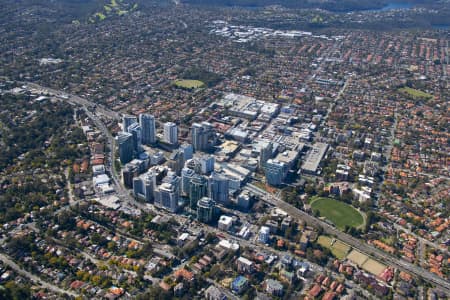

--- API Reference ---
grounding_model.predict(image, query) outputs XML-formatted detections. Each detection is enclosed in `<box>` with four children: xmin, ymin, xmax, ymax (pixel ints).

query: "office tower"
<box><xmin>144</xmin><ymin>172</ymin><xmax>156</xmax><ymax>198</ymax></box>
<box><xmin>199</xmin><ymin>154</ymin><xmax>215</xmax><ymax>174</ymax></box>
<box><xmin>117</xmin><ymin>132</ymin><xmax>134</xmax><ymax>164</ymax></box>
<box><xmin>191</xmin><ymin>122</ymin><xmax>216</xmax><ymax>152</ymax></box>
<box><xmin>127</xmin><ymin>122</ymin><xmax>142</xmax><ymax>154</ymax></box>
<box><xmin>164</xmin><ymin>122</ymin><xmax>178</xmax><ymax>145</ymax></box>
<box><xmin>139</xmin><ymin>114</ymin><xmax>156</xmax><ymax>145</ymax></box>
<box><xmin>264</xmin><ymin>159</ymin><xmax>288</xmax><ymax>186</ymax></box>
<box><xmin>122</xmin><ymin>163</ymin><xmax>139</xmax><ymax>188</ymax></box>
<box><xmin>259</xmin><ymin>141</ymin><xmax>273</xmax><ymax>169</ymax></box>
<box><xmin>197</xmin><ymin>197</ymin><xmax>216</xmax><ymax>223</ymax></box>
<box><xmin>208</xmin><ymin>172</ymin><xmax>229</xmax><ymax>205</ymax></box>
<box><xmin>133</xmin><ymin>170</ymin><xmax>156</xmax><ymax>202</ymax></box>
<box><xmin>184</xmin><ymin>158</ymin><xmax>202</xmax><ymax>174</ymax></box>
<box><xmin>150</xmin><ymin>151</ymin><xmax>165</xmax><ymax>166</ymax></box>
<box><xmin>154</xmin><ymin>182</ymin><xmax>179</xmax><ymax>213</ymax></box>
<box><xmin>162</xmin><ymin>170</ymin><xmax>180</xmax><ymax>186</ymax></box>
<box><xmin>122</xmin><ymin>115</ymin><xmax>137</xmax><ymax>132</ymax></box>
<box><xmin>181</xmin><ymin>167</ymin><xmax>196</xmax><ymax>197</ymax></box>
<box><xmin>191</xmin><ymin>123</ymin><xmax>205</xmax><ymax>151</ymax></box>
<box><xmin>237</xmin><ymin>190</ymin><xmax>253</xmax><ymax>211</ymax></box>
<box><xmin>133</xmin><ymin>177</ymin><xmax>145</xmax><ymax>200</ymax></box>
<box><xmin>162</xmin><ymin>170</ymin><xmax>180</xmax><ymax>198</ymax></box>
<box><xmin>179</xmin><ymin>143</ymin><xmax>194</xmax><ymax>161</ymax></box>
<box><xmin>167</xmin><ymin>151</ymin><xmax>184</xmax><ymax>176</ymax></box>
<box><xmin>189</xmin><ymin>174</ymin><xmax>208</xmax><ymax>209</ymax></box>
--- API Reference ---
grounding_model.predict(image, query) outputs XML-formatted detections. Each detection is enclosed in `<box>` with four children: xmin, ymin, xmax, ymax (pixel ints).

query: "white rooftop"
<box><xmin>218</xmin><ymin>239</ymin><xmax>239</xmax><ymax>251</ymax></box>
<box><xmin>219</xmin><ymin>215</ymin><xmax>233</xmax><ymax>225</ymax></box>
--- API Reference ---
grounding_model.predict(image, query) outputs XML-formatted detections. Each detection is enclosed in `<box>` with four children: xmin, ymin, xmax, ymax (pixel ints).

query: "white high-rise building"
<box><xmin>264</xmin><ymin>159</ymin><xmax>288</xmax><ymax>186</ymax></box>
<box><xmin>164</xmin><ymin>122</ymin><xmax>178</xmax><ymax>145</ymax></box>
<box><xmin>154</xmin><ymin>182</ymin><xmax>179</xmax><ymax>213</ymax></box>
<box><xmin>133</xmin><ymin>170</ymin><xmax>156</xmax><ymax>202</ymax></box>
<box><xmin>259</xmin><ymin>141</ymin><xmax>273</xmax><ymax>169</ymax></box>
<box><xmin>154</xmin><ymin>172</ymin><xmax>180</xmax><ymax>213</ymax></box>
<box><xmin>199</xmin><ymin>154</ymin><xmax>215</xmax><ymax>174</ymax></box>
<box><xmin>181</xmin><ymin>167</ymin><xmax>196</xmax><ymax>196</ymax></box>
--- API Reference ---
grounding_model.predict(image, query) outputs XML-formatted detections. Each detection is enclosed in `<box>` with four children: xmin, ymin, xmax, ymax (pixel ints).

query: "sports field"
<box><xmin>173</xmin><ymin>79</ymin><xmax>205</xmax><ymax>89</ymax></box>
<box><xmin>310</xmin><ymin>197</ymin><xmax>364</xmax><ymax>230</ymax></box>
<box><xmin>399</xmin><ymin>87</ymin><xmax>433</xmax><ymax>99</ymax></box>
<box><xmin>362</xmin><ymin>258</ymin><xmax>387</xmax><ymax>276</ymax></box>
<box><xmin>346</xmin><ymin>250</ymin><xmax>387</xmax><ymax>276</ymax></box>
<box><xmin>347</xmin><ymin>249</ymin><xmax>368</xmax><ymax>267</ymax></box>
<box><xmin>317</xmin><ymin>236</ymin><xmax>351</xmax><ymax>259</ymax></box>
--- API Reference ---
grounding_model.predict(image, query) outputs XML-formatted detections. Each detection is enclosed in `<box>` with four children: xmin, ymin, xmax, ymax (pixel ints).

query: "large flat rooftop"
<box><xmin>301</xmin><ymin>143</ymin><xmax>329</xmax><ymax>173</ymax></box>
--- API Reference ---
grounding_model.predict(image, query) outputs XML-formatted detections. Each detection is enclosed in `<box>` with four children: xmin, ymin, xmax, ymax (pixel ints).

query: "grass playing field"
<box><xmin>347</xmin><ymin>249</ymin><xmax>368</xmax><ymax>266</ymax></box>
<box><xmin>310</xmin><ymin>197</ymin><xmax>364</xmax><ymax>230</ymax></box>
<box><xmin>399</xmin><ymin>87</ymin><xmax>433</xmax><ymax>99</ymax></box>
<box><xmin>362</xmin><ymin>258</ymin><xmax>387</xmax><ymax>276</ymax></box>
<box><xmin>317</xmin><ymin>236</ymin><xmax>351</xmax><ymax>259</ymax></box>
<box><xmin>173</xmin><ymin>79</ymin><xmax>205</xmax><ymax>89</ymax></box>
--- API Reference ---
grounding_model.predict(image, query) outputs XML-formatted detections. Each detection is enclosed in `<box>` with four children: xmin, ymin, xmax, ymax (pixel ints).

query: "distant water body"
<box><xmin>231</xmin><ymin>1</ymin><xmax>449</xmax><ymax>29</ymax></box>
<box><xmin>432</xmin><ymin>24</ymin><xmax>450</xmax><ymax>30</ymax></box>
<box><xmin>326</xmin><ymin>1</ymin><xmax>414</xmax><ymax>13</ymax></box>
<box><xmin>233</xmin><ymin>1</ymin><xmax>415</xmax><ymax>12</ymax></box>
<box><xmin>369</xmin><ymin>2</ymin><xmax>450</xmax><ymax>30</ymax></box>
<box><xmin>226</xmin><ymin>0</ymin><xmax>414</xmax><ymax>12</ymax></box>
<box><xmin>370</xmin><ymin>2</ymin><xmax>414</xmax><ymax>11</ymax></box>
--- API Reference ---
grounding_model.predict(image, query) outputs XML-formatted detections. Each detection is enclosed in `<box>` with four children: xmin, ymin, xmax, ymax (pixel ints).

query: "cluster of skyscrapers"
<box><xmin>180</xmin><ymin>155</ymin><xmax>230</xmax><ymax>208</ymax></box>
<box><xmin>258</xmin><ymin>140</ymin><xmax>301</xmax><ymax>186</ymax></box>
<box><xmin>118</xmin><ymin>115</ymin><xmax>224</xmax><ymax>221</ymax></box>
<box><xmin>118</xmin><ymin>112</ymin><xmax>287</xmax><ymax>210</ymax></box>
<box><xmin>132</xmin><ymin>167</ymin><xmax>180</xmax><ymax>213</ymax></box>
<box><xmin>118</xmin><ymin>117</ymin><xmax>221</xmax><ymax>164</ymax></box>
<box><xmin>118</xmin><ymin>112</ymin><xmax>293</xmax><ymax>210</ymax></box>
<box><xmin>132</xmin><ymin>155</ymin><xmax>225</xmax><ymax>222</ymax></box>
<box><xmin>117</xmin><ymin>114</ymin><xmax>156</xmax><ymax>164</ymax></box>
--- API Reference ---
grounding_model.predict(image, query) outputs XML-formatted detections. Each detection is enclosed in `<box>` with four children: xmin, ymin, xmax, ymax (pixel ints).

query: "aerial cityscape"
<box><xmin>0</xmin><ymin>0</ymin><xmax>448</xmax><ymax>299</ymax></box>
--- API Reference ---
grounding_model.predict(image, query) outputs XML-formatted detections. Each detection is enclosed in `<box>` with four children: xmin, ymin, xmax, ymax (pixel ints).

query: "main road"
<box><xmin>245</xmin><ymin>183</ymin><xmax>450</xmax><ymax>294</ymax></box>
<box><xmin>23</xmin><ymin>82</ymin><xmax>150</xmax><ymax>213</ymax></box>
<box><xmin>23</xmin><ymin>82</ymin><xmax>450</xmax><ymax>294</ymax></box>
<box><xmin>0</xmin><ymin>253</ymin><xmax>79</xmax><ymax>297</ymax></box>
